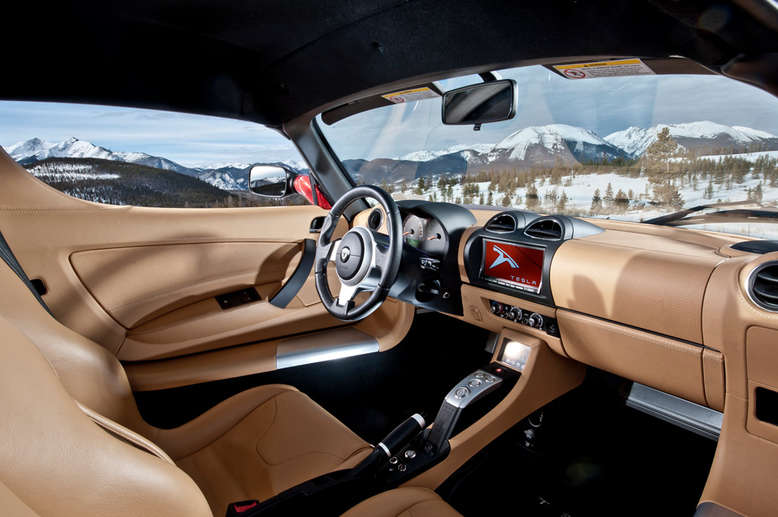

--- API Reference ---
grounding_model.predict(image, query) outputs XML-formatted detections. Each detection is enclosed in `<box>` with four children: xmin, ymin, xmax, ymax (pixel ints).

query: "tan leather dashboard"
<box><xmin>454</xmin><ymin>214</ymin><xmax>743</xmax><ymax>412</ymax></box>
<box><xmin>454</xmin><ymin>211</ymin><xmax>778</xmax><ymax>515</ymax></box>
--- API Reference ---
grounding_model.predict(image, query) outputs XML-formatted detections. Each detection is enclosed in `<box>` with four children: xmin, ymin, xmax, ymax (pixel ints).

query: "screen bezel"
<box><xmin>479</xmin><ymin>238</ymin><xmax>544</xmax><ymax>294</ymax></box>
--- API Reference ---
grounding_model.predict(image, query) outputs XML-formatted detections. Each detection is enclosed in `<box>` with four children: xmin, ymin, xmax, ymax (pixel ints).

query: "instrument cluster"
<box><xmin>402</xmin><ymin>213</ymin><xmax>448</xmax><ymax>257</ymax></box>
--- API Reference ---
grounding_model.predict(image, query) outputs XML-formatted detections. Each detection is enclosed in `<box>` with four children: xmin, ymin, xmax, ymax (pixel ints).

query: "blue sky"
<box><xmin>2</xmin><ymin>64</ymin><xmax>778</xmax><ymax>165</ymax></box>
<box><xmin>0</xmin><ymin>102</ymin><xmax>299</xmax><ymax>167</ymax></box>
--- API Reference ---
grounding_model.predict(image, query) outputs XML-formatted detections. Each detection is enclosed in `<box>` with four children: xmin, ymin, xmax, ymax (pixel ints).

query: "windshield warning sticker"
<box><xmin>553</xmin><ymin>58</ymin><xmax>654</xmax><ymax>80</ymax></box>
<box><xmin>381</xmin><ymin>87</ymin><xmax>439</xmax><ymax>104</ymax></box>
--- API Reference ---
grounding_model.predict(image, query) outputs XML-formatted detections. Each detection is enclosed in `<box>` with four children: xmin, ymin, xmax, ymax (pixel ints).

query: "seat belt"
<box><xmin>0</xmin><ymin>231</ymin><xmax>53</xmax><ymax>316</ymax></box>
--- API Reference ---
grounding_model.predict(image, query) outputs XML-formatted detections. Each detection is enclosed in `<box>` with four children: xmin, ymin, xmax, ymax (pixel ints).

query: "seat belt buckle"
<box><xmin>226</xmin><ymin>500</ymin><xmax>260</xmax><ymax>516</ymax></box>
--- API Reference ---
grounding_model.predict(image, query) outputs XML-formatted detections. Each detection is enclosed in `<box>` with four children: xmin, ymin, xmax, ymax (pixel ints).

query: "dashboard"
<box><xmin>352</xmin><ymin>199</ymin><xmax>778</xmax><ymax>517</ymax></box>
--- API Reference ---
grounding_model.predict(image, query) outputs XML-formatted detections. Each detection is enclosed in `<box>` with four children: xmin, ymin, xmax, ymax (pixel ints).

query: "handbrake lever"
<box><xmin>352</xmin><ymin>413</ymin><xmax>425</xmax><ymax>475</ymax></box>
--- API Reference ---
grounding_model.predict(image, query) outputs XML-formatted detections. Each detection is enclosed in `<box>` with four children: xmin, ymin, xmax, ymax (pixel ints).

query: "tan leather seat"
<box><xmin>0</xmin><ymin>259</ymin><xmax>371</xmax><ymax>514</ymax></box>
<box><xmin>0</xmin><ymin>262</ymin><xmax>459</xmax><ymax>517</ymax></box>
<box><xmin>341</xmin><ymin>487</ymin><xmax>463</xmax><ymax>517</ymax></box>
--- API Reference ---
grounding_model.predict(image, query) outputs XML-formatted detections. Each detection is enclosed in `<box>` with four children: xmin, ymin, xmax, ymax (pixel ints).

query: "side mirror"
<box><xmin>249</xmin><ymin>165</ymin><xmax>297</xmax><ymax>198</ymax></box>
<box><xmin>442</xmin><ymin>79</ymin><xmax>517</xmax><ymax>126</ymax></box>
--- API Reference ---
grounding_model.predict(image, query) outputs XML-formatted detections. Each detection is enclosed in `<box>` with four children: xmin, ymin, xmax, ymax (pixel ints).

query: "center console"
<box><xmin>232</xmin><ymin>361</ymin><xmax>521</xmax><ymax>517</ymax></box>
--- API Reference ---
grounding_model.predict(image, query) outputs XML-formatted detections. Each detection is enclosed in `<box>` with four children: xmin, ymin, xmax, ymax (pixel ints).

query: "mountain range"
<box><xmin>5</xmin><ymin>120</ymin><xmax>777</xmax><ymax>189</ymax></box>
<box><xmin>346</xmin><ymin>121</ymin><xmax>777</xmax><ymax>183</ymax></box>
<box><xmin>5</xmin><ymin>137</ymin><xmax>308</xmax><ymax>191</ymax></box>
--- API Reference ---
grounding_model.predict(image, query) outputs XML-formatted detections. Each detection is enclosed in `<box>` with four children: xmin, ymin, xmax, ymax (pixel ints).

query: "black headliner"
<box><xmin>2</xmin><ymin>0</ymin><xmax>777</xmax><ymax>128</ymax></box>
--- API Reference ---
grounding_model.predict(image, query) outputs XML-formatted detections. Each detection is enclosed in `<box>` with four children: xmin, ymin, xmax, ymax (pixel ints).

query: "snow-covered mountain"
<box><xmin>399</xmin><ymin>144</ymin><xmax>493</xmax><ymax>162</ymax></box>
<box><xmin>7</xmin><ymin>137</ymin><xmax>195</xmax><ymax>176</ymax></box>
<box><xmin>5</xmin><ymin>137</ymin><xmax>309</xmax><ymax>191</ymax></box>
<box><xmin>485</xmin><ymin>124</ymin><xmax>628</xmax><ymax>166</ymax></box>
<box><xmin>605</xmin><ymin>121</ymin><xmax>778</xmax><ymax>157</ymax></box>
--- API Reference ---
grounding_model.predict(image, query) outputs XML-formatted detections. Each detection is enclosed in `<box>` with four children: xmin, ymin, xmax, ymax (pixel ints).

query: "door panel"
<box><xmin>0</xmin><ymin>151</ymin><xmax>373</xmax><ymax>360</ymax></box>
<box><xmin>70</xmin><ymin>241</ymin><xmax>301</xmax><ymax>328</ymax></box>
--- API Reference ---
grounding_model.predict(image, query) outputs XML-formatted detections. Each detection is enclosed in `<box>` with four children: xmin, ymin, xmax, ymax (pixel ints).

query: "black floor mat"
<box><xmin>134</xmin><ymin>311</ymin><xmax>492</xmax><ymax>443</ymax></box>
<box><xmin>439</xmin><ymin>371</ymin><xmax>717</xmax><ymax>517</ymax></box>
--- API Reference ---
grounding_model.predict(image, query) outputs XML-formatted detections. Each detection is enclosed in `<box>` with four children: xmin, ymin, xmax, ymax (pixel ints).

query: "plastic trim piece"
<box><xmin>276</xmin><ymin>327</ymin><xmax>379</xmax><ymax>369</ymax></box>
<box><xmin>627</xmin><ymin>383</ymin><xmax>722</xmax><ymax>440</ymax></box>
<box><xmin>0</xmin><ymin>231</ymin><xmax>53</xmax><ymax>316</ymax></box>
<box><xmin>270</xmin><ymin>238</ymin><xmax>316</xmax><ymax>308</ymax></box>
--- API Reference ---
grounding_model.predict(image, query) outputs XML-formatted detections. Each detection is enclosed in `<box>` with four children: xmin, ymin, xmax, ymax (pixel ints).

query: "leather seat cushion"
<box><xmin>342</xmin><ymin>487</ymin><xmax>462</xmax><ymax>517</ymax></box>
<box><xmin>174</xmin><ymin>385</ymin><xmax>372</xmax><ymax>514</ymax></box>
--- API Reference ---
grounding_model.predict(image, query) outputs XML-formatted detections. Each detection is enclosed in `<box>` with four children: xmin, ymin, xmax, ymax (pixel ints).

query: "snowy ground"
<box><xmin>390</xmin><ymin>151</ymin><xmax>778</xmax><ymax>238</ymax></box>
<box><xmin>27</xmin><ymin>162</ymin><xmax>120</xmax><ymax>181</ymax></box>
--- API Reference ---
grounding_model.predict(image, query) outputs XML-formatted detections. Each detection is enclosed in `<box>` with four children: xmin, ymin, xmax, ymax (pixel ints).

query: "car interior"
<box><xmin>2</xmin><ymin>1</ymin><xmax>778</xmax><ymax>516</ymax></box>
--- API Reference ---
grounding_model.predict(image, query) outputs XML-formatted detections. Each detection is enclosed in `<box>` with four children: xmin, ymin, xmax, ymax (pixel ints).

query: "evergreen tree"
<box><xmin>557</xmin><ymin>190</ymin><xmax>568</xmax><ymax>212</ymax></box>
<box><xmin>604</xmin><ymin>182</ymin><xmax>614</xmax><ymax>207</ymax></box>
<box><xmin>644</xmin><ymin>127</ymin><xmax>680</xmax><ymax>173</ymax></box>
<box><xmin>704</xmin><ymin>179</ymin><xmax>714</xmax><ymax>200</ymax></box>
<box><xmin>591</xmin><ymin>188</ymin><xmax>602</xmax><ymax>213</ymax></box>
<box><xmin>415</xmin><ymin>177</ymin><xmax>425</xmax><ymax>195</ymax></box>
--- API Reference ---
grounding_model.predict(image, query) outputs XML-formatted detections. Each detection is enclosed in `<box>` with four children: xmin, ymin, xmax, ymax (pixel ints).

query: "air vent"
<box><xmin>749</xmin><ymin>262</ymin><xmax>778</xmax><ymax>311</ymax></box>
<box><xmin>484</xmin><ymin>213</ymin><xmax>517</xmax><ymax>233</ymax></box>
<box><xmin>367</xmin><ymin>208</ymin><xmax>383</xmax><ymax>230</ymax></box>
<box><xmin>524</xmin><ymin>219</ymin><xmax>563</xmax><ymax>240</ymax></box>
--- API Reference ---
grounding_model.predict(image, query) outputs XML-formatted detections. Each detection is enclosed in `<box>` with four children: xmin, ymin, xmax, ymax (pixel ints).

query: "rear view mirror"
<box><xmin>249</xmin><ymin>165</ymin><xmax>297</xmax><ymax>198</ymax></box>
<box><xmin>442</xmin><ymin>79</ymin><xmax>517</xmax><ymax>126</ymax></box>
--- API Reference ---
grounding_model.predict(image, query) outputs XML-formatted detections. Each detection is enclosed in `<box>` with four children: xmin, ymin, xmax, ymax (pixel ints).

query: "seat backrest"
<box><xmin>0</xmin><ymin>259</ymin><xmax>148</xmax><ymax>432</ymax></box>
<box><xmin>0</xmin><ymin>313</ymin><xmax>212</xmax><ymax>517</ymax></box>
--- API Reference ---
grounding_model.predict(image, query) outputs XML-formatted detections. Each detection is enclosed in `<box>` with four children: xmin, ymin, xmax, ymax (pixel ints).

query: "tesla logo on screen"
<box><xmin>482</xmin><ymin>239</ymin><xmax>544</xmax><ymax>292</ymax></box>
<box><xmin>488</xmin><ymin>245</ymin><xmax>520</xmax><ymax>270</ymax></box>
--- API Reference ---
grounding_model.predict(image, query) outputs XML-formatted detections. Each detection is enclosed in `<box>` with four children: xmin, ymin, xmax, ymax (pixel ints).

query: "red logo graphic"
<box><xmin>483</xmin><ymin>240</ymin><xmax>543</xmax><ymax>290</ymax></box>
<box><xmin>563</xmin><ymin>68</ymin><xmax>586</xmax><ymax>79</ymax></box>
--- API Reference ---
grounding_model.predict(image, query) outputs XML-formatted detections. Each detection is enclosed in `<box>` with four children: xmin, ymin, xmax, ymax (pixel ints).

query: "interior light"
<box><xmin>501</xmin><ymin>340</ymin><xmax>531</xmax><ymax>371</ymax></box>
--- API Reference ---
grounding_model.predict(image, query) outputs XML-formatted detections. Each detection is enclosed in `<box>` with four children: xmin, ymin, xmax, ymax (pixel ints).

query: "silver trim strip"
<box><xmin>276</xmin><ymin>327</ymin><xmax>379</xmax><ymax>369</ymax></box>
<box><xmin>411</xmin><ymin>413</ymin><xmax>426</xmax><ymax>428</ymax></box>
<box><xmin>627</xmin><ymin>383</ymin><xmax>722</xmax><ymax>440</ymax></box>
<box><xmin>377</xmin><ymin>442</ymin><xmax>390</xmax><ymax>457</ymax></box>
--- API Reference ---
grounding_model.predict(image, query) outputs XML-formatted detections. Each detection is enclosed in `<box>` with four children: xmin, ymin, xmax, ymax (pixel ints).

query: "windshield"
<box><xmin>318</xmin><ymin>64</ymin><xmax>778</xmax><ymax>238</ymax></box>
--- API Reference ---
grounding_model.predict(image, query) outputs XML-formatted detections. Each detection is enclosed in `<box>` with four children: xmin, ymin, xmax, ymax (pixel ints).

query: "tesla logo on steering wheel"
<box><xmin>488</xmin><ymin>245</ymin><xmax>519</xmax><ymax>270</ymax></box>
<box><xmin>340</xmin><ymin>247</ymin><xmax>351</xmax><ymax>262</ymax></box>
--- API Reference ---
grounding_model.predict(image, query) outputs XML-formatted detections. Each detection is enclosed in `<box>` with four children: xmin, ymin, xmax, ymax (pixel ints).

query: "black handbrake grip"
<box><xmin>351</xmin><ymin>413</ymin><xmax>425</xmax><ymax>476</ymax></box>
<box><xmin>377</xmin><ymin>413</ymin><xmax>425</xmax><ymax>457</ymax></box>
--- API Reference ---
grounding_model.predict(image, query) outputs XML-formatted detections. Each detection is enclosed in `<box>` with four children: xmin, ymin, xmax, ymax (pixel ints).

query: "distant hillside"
<box><xmin>7</xmin><ymin>137</ymin><xmax>309</xmax><ymax>191</ymax></box>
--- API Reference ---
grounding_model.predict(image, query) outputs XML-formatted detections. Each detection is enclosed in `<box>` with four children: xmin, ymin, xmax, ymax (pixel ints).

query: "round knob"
<box><xmin>508</xmin><ymin>307</ymin><xmax>522</xmax><ymax>322</ymax></box>
<box><xmin>454</xmin><ymin>386</ymin><xmax>470</xmax><ymax>399</ymax></box>
<box><xmin>490</xmin><ymin>301</ymin><xmax>501</xmax><ymax>314</ymax></box>
<box><xmin>528</xmin><ymin>313</ymin><xmax>544</xmax><ymax>329</ymax></box>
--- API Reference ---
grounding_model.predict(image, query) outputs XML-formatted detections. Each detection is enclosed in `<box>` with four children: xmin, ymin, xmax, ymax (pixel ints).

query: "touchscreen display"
<box><xmin>482</xmin><ymin>239</ymin><xmax>544</xmax><ymax>293</ymax></box>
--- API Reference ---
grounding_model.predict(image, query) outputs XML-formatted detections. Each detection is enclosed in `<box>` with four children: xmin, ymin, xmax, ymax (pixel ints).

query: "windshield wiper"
<box><xmin>645</xmin><ymin>200</ymin><xmax>778</xmax><ymax>227</ymax></box>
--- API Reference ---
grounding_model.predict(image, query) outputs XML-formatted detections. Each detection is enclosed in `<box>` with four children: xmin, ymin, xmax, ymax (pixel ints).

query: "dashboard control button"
<box><xmin>474</xmin><ymin>372</ymin><xmax>486</xmax><ymax>380</ymax></box>
<box><xmin>404</xmin><ymin>449</ymin><xmax>417</xmax><ymax>460</ymax></box>
<box><xmin>508</xmin><ymin>307</ymin><xmax>522</xmax><ymax>321</ymax></box>
<box><xmin>454</xmin><ymin>386</ymin><xmax>470</xmax><ymax>399</ymax></box>
<box><xmin>389</xmin><ymin>456</ymin><xmax>399</xmax><ymax>465</ymax></box>
<box><xmin>398</xmin><ymin>463</ymin><xmax>407</xmax><ymax>472</ymax></box>
<box><xmin>468</xmin><ymin>379</ymin><xmax>483</xmax><ymax>388</ymax></box>
<box><xmin>528</xmin><ymin>312</ymin><xmax>544</xmax><ymax>329</ymax></box>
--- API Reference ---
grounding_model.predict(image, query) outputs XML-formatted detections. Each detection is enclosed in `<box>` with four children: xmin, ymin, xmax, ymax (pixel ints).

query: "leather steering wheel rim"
<box><xmin>314</xmin><ymin>185</ymin><xmax>402</xmax><ymax>321</ymax></box>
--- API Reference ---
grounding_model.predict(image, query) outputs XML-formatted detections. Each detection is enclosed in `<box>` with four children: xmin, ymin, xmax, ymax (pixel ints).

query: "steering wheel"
<box><xmin>314</xmin><ymin>185</ymin><xmax>403</xmax><ymax>321</ymax></box>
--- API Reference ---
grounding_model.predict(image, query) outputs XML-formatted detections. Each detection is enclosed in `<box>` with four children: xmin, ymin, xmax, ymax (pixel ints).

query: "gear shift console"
<box><xmin>428</xmin><ymin>370</ymin><xmax>503</xmax><ymax>451</ymax></box>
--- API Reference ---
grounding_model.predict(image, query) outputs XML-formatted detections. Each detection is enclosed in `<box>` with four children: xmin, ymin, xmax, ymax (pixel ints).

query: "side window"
<box><xmin>0</xmin><ymin>101</ymin><xmax>310</xmax><ymax>208</ymax></box>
